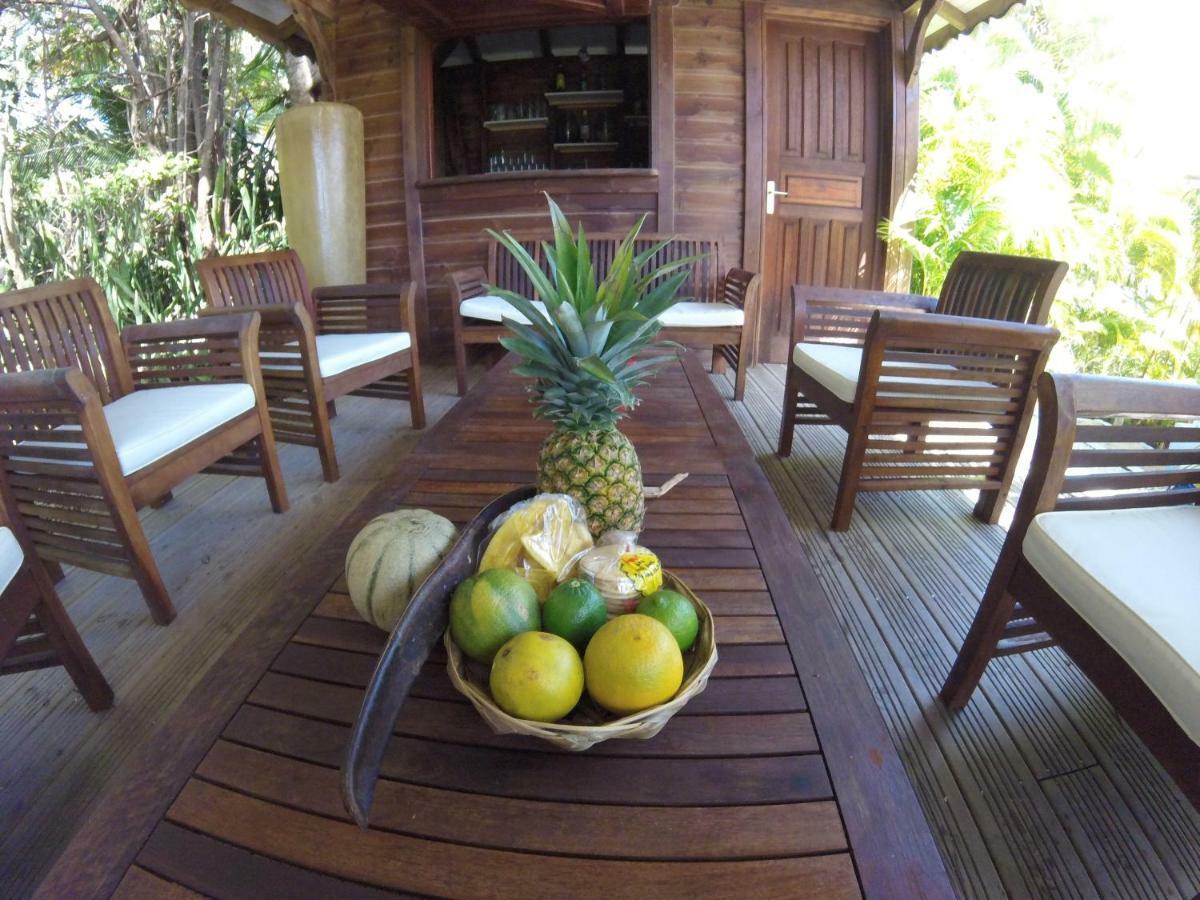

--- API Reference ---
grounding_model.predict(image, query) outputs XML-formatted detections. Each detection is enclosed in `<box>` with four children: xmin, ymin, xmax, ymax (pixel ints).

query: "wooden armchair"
<box><xmin>941</xmin><ymin>371</ymin><xmax>1200</xmax><ymax>807</ymax></box>
<box><xmin>447</xmin><ymin>233</ymin><xmax>760</xmax><ymax>400</ymax></box>
<box><xmin>777</xmin><ymin>252</ymin><xmax>1067</xmax><ymax>530</ymax></box>
<box><xmin>0</xmin><ymin>503</ymin><xmax>111</xmax><ymax>710</ymax></box>
<box><xmin>198</xmin><ymin>250</ymin><xmax>425</xmax><ymax>483</ymax></box>
<box><xmin>0</xmin><ymin>279</ymin><xmax>288</xmax><ymax>625</ymax></box>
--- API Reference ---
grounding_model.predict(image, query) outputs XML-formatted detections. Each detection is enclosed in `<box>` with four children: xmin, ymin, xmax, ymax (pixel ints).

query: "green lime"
<box><xmin>449</xmin><ymin>569</ymin><xmax>540</xmax><ymax>663</ymax></box>
<box><xmin>542</xmin><ymin>578</ymin><xmax>608</xmax><ymax>649</ymax></box>
<box><xmin>636</xmin><ymin>589</ymin><xmax>699</xmax><ymax>652</ymax></box>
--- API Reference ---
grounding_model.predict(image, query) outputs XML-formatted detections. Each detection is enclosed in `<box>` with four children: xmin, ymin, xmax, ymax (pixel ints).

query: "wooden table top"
<box><xmin>39</xmin><ymin>353</ymin><xmax>952</xmax><ymax>899</ymax></box>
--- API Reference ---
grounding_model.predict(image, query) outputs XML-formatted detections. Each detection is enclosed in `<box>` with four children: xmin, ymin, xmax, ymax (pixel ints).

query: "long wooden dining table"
<box><xmin>38</xmin><ymin>352</ymin><xmax>952</xmax><ymax>899</ymax></box>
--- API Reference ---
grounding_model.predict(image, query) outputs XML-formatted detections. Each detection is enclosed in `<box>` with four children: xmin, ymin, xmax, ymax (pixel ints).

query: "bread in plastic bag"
<box><xmin>577</xmin><ymin>532</ymin><xmax>663</xmax><ymax>617</ymax></box>
<box><xmin>478</xmin><ymin>493</ymin><xmax>594</xmax><ymax>600</ymax></box>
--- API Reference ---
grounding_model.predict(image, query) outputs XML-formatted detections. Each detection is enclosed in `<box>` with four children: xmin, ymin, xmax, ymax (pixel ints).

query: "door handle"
<box><xmin>766</xmin><ymin>179</ymin><xmax>789</xmax><ymax>215</ymax></box>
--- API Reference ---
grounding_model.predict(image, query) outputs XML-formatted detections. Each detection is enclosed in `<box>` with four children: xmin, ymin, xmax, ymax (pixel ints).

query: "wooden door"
<box><xmin>759</xmin><ymin>22</ymin><xmax>884</xmax><ymax>362</ymax></box>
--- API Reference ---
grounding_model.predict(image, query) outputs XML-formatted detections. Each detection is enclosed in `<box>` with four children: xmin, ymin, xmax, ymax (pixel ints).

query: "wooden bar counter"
<box><xmin>38</xmin><ymin>353</ymin><xmax>952</xmax><ymax>899</ymax></box>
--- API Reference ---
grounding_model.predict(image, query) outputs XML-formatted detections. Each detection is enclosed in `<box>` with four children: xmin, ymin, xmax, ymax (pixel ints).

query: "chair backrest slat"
<box><xmin>488</xmin><ymin>232</ymin><xmax>721</xmax><ymax>303</ymax></box>
<box><xmin>0</xmin><ymin>279</ymin><xmax>131</xmax><ymax>403</ymax></box>
<box><xmin>936</xmin><ymin>251</ymin><xmax>1068</xmax><ymax>326</ymax></box>
<box><xmin>197</xmin><ymin>249</ymin><xmax>315</xmax><ymax>320</ymax></box>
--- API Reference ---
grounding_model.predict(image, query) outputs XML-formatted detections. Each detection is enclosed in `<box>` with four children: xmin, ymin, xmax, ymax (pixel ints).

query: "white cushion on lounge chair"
<box><xmin>0</xmin><ymin>527</ymin><xmax>23</xmax><ymax>593</ymax></box>
<box><xmin>658</xmin><ymin>302</ymin><xmax>744</xmax><ymax>329</ymax></box>
<box><xmin>1023</xmin><ymin>505</ymin><xmax>1200</xmax><ymax>744</ymax></box>
<box><xmin>791</xmin><ymin>342</ymin><xmax>984</xmax><ymax>405</ymax></box>
<box><xmin>315</xmin><ymin>332</ymin><xmax>411</xmax><ymax>378</ymax></box>
<box><xmin>103</xmin><ymin>384</ymin><xmax>257</xmax><ymax>476</ymax></box>
<box><xmin>460</xmin><ymin>294</ymin><xmax>547</xmax><ymax>326</ymax></box>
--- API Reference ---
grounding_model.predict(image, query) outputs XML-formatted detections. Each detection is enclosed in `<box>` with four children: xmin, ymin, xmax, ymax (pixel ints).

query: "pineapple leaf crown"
<box><xmin>487</xmin><ymin>193</ymin><xmax>697</xmax><ymax>432</ymax></box>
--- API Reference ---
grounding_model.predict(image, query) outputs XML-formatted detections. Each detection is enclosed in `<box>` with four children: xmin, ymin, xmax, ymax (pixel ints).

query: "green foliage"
<box><xmin>488</xmin><ymin>194</ymin><xmax>695</xmax><ymax>431</ymax></box>
<box><xmin>885</xmin><ymin>1</ymin><xmax>1200</xmax><ymax>382</ymax></box>
<box><xmin>0</xmin><ymin>4</ymin><xmax>287</xmax><ymax>325</ymax></box>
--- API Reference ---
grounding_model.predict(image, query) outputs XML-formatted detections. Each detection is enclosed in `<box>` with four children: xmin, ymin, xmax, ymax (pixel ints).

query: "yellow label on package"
<box><xmin>619</xmin><ymin>551</ymin><xmax>663</xmax><ymax>596</ymax></box>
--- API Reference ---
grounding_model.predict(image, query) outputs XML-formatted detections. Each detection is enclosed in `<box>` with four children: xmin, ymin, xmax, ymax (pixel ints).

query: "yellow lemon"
<box><xmin>583</xmin><ymin>614</ymin><xmax>684</xmax><ymax>715</ymax></box>
<box><xmin>489</xmin><ymin>631</ymin><xmax>584</xmax><ymax>722</ymax></box>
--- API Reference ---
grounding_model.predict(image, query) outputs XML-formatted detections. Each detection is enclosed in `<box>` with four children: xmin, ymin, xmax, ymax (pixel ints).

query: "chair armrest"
<box><xmin>447</xmin><ymin>268</ymin><xmax>490</xmax><ymax>306</ymax></box>
<box><xmin>791</xmin><ymin>285</ymin><xmax>936</xmax><ymax>348</ymax></box>
<box><xmin>311</xmin><ymin>281</ymin><xmax>417</xmax><ymax>335</ymax></box>
<box><xmin>122</xmin><ymin>312</ymin><xmax>263</xmax><ymax>389</ymax></box>
<box><xmin>867</xmin><ymin>309</ymin><xmax>1059</xmax><ymax>353</ymax></box>
<box><xmin>198</xmin><ymin>302</ymin><xmax>305</xmax><ymax>328</ymax></box>
<box><xmin>0</xmin><ymin>367</ymin><xmax>98</xmax><ymax>407</ymax></box>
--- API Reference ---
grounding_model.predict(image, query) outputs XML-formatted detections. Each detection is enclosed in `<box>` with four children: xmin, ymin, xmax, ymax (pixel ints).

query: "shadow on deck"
<box><xmin>2</xmin><ymin>360</ymin><xmax>1197</xmax><ymax>898</ymax></box>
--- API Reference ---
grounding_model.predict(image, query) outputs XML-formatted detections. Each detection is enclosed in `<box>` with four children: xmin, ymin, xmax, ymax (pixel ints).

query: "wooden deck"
<box><xmin>2</xmin><ymin>359</ymin><xmax>1197</xmax><ymax>897</ymax></box>
<box><xmin>736</xmin><ymin>364</ymin><xmax>1200</xmax><ymax>899</ymax></box>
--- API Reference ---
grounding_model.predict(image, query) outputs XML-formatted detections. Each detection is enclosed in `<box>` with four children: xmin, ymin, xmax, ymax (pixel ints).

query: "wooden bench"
<box><xmin>777</xmin><ymin>251</ymin><xmax>1067</xmax><ymax>530</ymax></box>
<box><xmin>942</xmin><ymin>371</ymin><xmax>1200</xmax><ymax>808</ymax></box>
<box><xmin>199</xmin><ymin>250</ymin><xmax>426</xmax><ymax>484</ymax></box>
<box><xmin>0</xmin><ymin>280</ymin><xmax>287</xmax><ymax>624</ymax></box>
<box><xmin>447</xmin><ymin>233</ymin><xmax>760</xmax><ymax>400</ymax></box>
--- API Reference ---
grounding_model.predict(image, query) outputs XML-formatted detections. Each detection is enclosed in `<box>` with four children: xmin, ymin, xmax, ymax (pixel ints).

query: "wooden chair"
<box><xmin>941</xmin><ymin>371</ymin><xmax>1200</xmax><ymax>807</ymax></box>
<box><xmin>0</xmin><ymin>279</ymin><xmax>288</xmax><ymax>625</ymax></box>
<box><xmin>777</xmin><ymin>251</ymin><xmax>1068</xmax><ymax>530</ymax></box>
<box><xmin>198</xmin><ymin>250</ymin><xmax>425</xmax><ymax>483</ymax></box>
<box><xmin>0</xmin><ymin>503</ymin><xmax>112</xmax><ymax>711</ymax></box>
<box><xmin>447</xmin><ymin>233</ymin><xmax>761</xmax><ymax>400</ymax></box>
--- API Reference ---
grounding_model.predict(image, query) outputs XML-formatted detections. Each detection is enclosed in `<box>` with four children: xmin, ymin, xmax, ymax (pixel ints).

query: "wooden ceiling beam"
<box><xmin>180</xmin><ymin>0</ymin><xmax>314</xmax><ymax>56</ymax></box>
<box><xmin>925</xmin><ymin>0</ymin><xmax>1024</xmax><ymax>51</ymax></box>
<box><xmin>905</xmin><ymin>0</ymin><xmax>943</xmax><ymax>84</ymax></box>
<box><xmin>937</xmin><ymin>1</ymin><xmax>968</xmax><ymax>30</ymax></box>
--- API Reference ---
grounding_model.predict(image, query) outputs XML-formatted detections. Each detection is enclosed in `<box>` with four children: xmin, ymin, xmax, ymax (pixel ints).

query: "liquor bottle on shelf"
<box><xmin>579</xmin><ymin>110</ymin><xmax>591</xmax><ymax>143</ymax></box>
<box><xmin>554</xmin><ymin>65</ymin><xmax>566</xmax><ymax>92</ymax></box>
<box><xmin>578</xmin><ymin>47</ymin><xmax>590</xmax><ymax>90</ymax></box>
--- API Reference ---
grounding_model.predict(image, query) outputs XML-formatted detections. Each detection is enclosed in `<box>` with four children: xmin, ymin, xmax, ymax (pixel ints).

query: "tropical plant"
<box><xmin>486</xmin><ymin>194</ymin><xmax>695</xmax><ymax>535</ymax></box>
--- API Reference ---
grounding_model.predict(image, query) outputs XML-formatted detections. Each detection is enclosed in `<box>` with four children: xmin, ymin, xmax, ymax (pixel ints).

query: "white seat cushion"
<box><xmin>0</xmin><ymin>527</ymin><xmax>23</xmax><ymax>593</ymax></box>
<box><xmin>1024</xmin><ymin>505</ymin><xmax>1200</xmax><ymax>745</ymax></box>
<box><xmin>791</xmin><ymin>342</ymin><xmax>986</xmax><ymax>405</ymax></box>
<box><xmin>103</xmin><ymin>384</ymin><xmax>257</xmax><ymax>476</ymax></box>
<box><xmin>658</xmin><ymin>302</ymin><xmax>744</xmax><ymax>329</ymax></box>
<box><xmin>14</xmin><ymin>384</ymin><xmax>256</xmax><ymax>477</ymax></box>
<box><xmin>460</xmin><ymin>294</ymin><xmax>547</xmax><ymax>326</ymax></box>
<box><xmin>315</xmin><ymin>332</ymin><xmax>411</xmax><ymax>379</ymax></box>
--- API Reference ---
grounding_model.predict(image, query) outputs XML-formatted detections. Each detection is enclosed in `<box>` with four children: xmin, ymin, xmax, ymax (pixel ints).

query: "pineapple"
<box><xmin>487</xmin><ymin>195</ymin><xmax>696</xmax><ymax>536</ymax></box>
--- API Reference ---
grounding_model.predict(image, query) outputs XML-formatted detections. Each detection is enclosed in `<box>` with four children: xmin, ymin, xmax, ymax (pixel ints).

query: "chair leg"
<box><xmin>733</xmin><ymin>343</ymin><xmax>749</xmax><ymax>402</ymax></box>
<box><xmin>940</xmin><ymin>585</ymin><xmax>1020</xmax><ymax>710</ymax></box>
<box><xmin>149</xmin><ymin>491</ymin><xmax>173</xmax><ymax>509</ymax></box>
<box><xmin>127</xmin><ymin>541</ymin><xmax>176</xmax><ymax>626</ymax></box>
<box><xmin>408</xmin><ymin>362</ymin><xmax>426</xmax><ymax>429</ymax></box>
<box><xmin>830</xmin><ymin>422</ymin><xmax>870</xmax><ymax>532</ymax></box>
<box><xmin>711</xmin><ymin>345</ymin><xmax>728</xmax><ymax>375</ymax></box>
<box><xmin>45</xmin><ymin>560</ymin><xmax>66</xmax><ymax>584</ymax></box>
<box><xmin>326</xmin><ymin>399</ymin><xmax>338</xmax><ymax>420</ymax></box>
<box><xmin>36</xmin><ymin>588</ymin><xmax>113</xmax><ymax>711</ymax></box>
<box><xmin>777</xmin><ymin>365</ymin><xmax>800</xmax><ymax>457</ymax></box>
<box><xmin>255</xmin><ymin>434</ymin><xmax>290</xmax><ymax>514</ymax></box>
<box><xmin>453</xmin><ymin>335</ymin><xmax>468</xmax><ymax>397</ymax></box>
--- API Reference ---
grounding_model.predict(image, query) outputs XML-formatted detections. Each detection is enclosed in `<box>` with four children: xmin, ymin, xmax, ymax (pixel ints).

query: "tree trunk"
<box><xmin>0</xmin><ymin>119</ymin><xmax>27</xmax><ymax>287</ymax></box>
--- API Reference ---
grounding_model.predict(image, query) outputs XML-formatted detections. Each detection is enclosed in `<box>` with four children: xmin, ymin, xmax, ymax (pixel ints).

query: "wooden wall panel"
<box><xmin>419</xmin><ymin>173</ymin><xmax>659</xmax><ymax>349</ymax></box>
<box><xmin>672</xmin><ymin>0</ymin><xmax>746</xmax><ymax>270</ymax></box>
<box><xmin>337</xmin><ymin>0</ymin><xmax>410</xmax><ymax>287</ymax></box>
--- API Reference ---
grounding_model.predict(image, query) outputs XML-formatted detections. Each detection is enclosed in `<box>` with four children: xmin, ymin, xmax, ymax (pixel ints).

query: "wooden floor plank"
<box><xmin>735</xmin><ymin>364</ymin><xmax>1200</xmax><ymax>898</ymax></box>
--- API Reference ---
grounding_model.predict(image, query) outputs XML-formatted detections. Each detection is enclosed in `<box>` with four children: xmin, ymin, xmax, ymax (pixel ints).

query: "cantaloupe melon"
<box><xmin>346</xmin><ymin>509</ymin><xmax>457</xmax><ymax>631</ymax></box>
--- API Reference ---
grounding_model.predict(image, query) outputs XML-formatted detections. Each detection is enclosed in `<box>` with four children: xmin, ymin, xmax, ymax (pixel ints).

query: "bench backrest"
<box><xmin>487</xmin><ymin>233</ymin><xmax>722</xmax><ymax>303</ymax></box>
<box><xmin>0</xmin><ymin>278</ymin><xmax>132</xmax><ymax>404</ymax></box>
<box><xmin>198</xmin><ymin>249</ymin><xmax>316</xmax><ymax>321</ymax></box>
<box><xmin>936</xmin><ymin>251</ymin><xmax>1068</xmax><ymax>326</ymax></box>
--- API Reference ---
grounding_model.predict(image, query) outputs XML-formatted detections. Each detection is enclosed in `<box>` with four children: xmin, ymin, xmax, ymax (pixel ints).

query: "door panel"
<box><xmin>759</xmin><ymin>22</ymin><xmax>884</xmax><ymax>362</ymax></box>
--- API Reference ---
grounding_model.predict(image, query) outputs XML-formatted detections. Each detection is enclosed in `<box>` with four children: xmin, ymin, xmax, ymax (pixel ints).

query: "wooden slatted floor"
<box><xmin>732</xmin><ymin>363</ymin><xmax>1200</xmax><ymax>899</ymax></box>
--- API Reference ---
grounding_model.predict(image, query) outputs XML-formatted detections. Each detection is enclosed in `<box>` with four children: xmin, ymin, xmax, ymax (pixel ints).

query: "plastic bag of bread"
<box><xmin>479</xmin><ymin>493</ymin><xmax>593</xmax><ymax>600</ymax></box>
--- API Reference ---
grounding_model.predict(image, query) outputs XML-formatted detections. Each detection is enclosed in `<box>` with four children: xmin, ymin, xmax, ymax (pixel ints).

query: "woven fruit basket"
<box><xmin>446</xmin><ymin>570</ymin><xmax>717</xmax><ymax>751</ymax></box>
